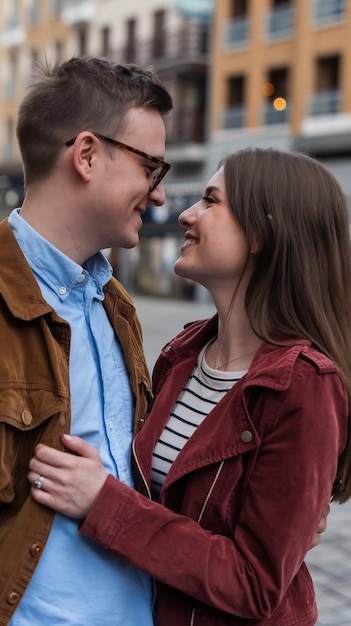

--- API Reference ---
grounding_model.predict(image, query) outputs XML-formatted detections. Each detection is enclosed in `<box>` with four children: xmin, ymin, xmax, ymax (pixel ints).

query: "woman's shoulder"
<box><xmin>246</xmin><ymin>341</ymin><xmax>341</xmax><ymax>394</ymax></box>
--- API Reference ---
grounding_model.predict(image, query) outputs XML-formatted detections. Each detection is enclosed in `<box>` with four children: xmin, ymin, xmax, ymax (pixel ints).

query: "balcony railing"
<box><xmin>165</xmin><ymin>108</ymin><xmax>205</xmax><ymax>144</ymax></box>
<box><xmin>0</xmin><ymin>19</ymin><xmax>25</xmax><ymax>48</ymax></box>
<box><xmin>61</xmin><ymin>0</ymin><xmax>95</xmax><ymax>25</ymax></box>
<box><xmin>223</xmin><ymin>105</ymin><xmax>246</xmax><ymax>129</ymax></box>
<box><xmin>224</xmin><ymin>16</ymin><xmax>250</xmax><ymax>48</ymax></box>
<box><xmin>308</xmin><ymin>89</ymin><xmax>341</xmax><ymax>115</ymax></box>
<box><xmin>265</xmin><ymin>5</ymin><xmax>294</xmax><ymax>40</ymax></box>
<box><xmin>111</xmin><ymin>21</ymin><xmax>209</xmax><ymax>67</ymax></box>
<box><xmin>262</xmin><ymin>102</ymin><xmax>290</xmax><ymax>125</ymax></box>
<box><xmin>313</xmin><ymin>0</ymin><xmax>346</xmax><ymax>26</ymax></box>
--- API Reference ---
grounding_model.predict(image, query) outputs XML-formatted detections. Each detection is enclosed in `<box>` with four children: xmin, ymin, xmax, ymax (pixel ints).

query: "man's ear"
<box><xmin>70</xmin><ymin>133</ymin><xmax>95</xmax><ymax>182</ymax></box>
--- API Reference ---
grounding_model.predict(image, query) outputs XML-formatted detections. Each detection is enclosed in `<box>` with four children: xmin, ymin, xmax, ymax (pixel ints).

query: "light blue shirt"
<box><xmin>8</xmin><ymin>209</ymin><xmax>154</xmax><ymax>626</ymax></box>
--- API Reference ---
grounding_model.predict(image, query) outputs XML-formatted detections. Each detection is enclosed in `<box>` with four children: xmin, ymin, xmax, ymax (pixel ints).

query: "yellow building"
<box><xmin>208</xmin><ymin>0</ymin><xmax>351</xmax><ymax>209</ymax></box>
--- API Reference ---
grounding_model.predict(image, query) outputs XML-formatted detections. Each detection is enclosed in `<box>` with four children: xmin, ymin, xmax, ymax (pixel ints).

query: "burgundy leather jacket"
<box><xmin>81</xmin><ymin>316</ymin><xmax>348</xmax><ymax>626</ymax></box>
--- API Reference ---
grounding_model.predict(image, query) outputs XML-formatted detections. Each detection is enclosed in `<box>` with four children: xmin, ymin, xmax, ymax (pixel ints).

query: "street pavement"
<box><xmin>133</xmin><ymin>294</ymin><xmax>351</xmax><ymax>626</ymax></box>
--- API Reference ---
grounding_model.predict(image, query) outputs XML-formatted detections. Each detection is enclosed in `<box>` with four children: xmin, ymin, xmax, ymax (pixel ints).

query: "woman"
<box><xmin>29</xmin><ymin>148</ymin><xmax>351</xmax><ymax>625</ymax></box>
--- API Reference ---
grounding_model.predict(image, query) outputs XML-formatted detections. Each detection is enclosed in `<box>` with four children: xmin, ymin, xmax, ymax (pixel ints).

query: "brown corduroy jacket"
<box><xmin>0</xmin><ymin>218</ymin><xmax>152</xmax><ymax>625</ymax></box>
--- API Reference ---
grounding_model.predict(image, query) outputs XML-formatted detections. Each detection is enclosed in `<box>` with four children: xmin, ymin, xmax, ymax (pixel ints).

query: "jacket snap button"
<box><xmin>7</xmin><ymin>591</ymin><xmax>20</xmax><ymax>605</ymax></box>
<box><xmin>241</xmin><ymin>430</ymin><xmax>253</xmax><ymax>443</ymax></box>
<box><xmin>164</xmin><ymin>345</ymin><xmax>172</xmax><ymax>352</ymax></box>
<box><xmin>21</xmin><ymin>409</ymin><xmax>33</xmax><ymax>426</ymax></box>
<box><xmin>30</xmin><ymin>543</ymin><xmax>43</xmax><ymax>557</ymax></box>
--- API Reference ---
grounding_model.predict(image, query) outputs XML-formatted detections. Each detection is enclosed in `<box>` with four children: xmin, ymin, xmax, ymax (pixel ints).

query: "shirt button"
<box><xmin>77</xmin><ymin>274</ymin><xmax>85</xmax><ymax>283</ymax></box>
<box><xmin>59</xmin><ymin>414</ymin><xmax>66</xmax><ymax>427</ymax></box>
<box><xmin>120</xmin><ymin>472</ymin><xmax>127</xmax><ymax>482</ymax></box>
<box><xmin>59</xmin><ymin>286</ymin><xmax>67</xmax><ymax>295</ymax></box>
<box><xmin>241</xmin><ymin>430</ymin><xmax>253</xmax><ymax>443</ymax></box>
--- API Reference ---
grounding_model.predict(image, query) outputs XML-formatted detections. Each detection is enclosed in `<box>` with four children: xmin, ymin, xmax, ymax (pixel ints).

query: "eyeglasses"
<box><xmin>65</xmin><ymin>133</ymin><xmax>170</xmax><ymax>192</ymax></box>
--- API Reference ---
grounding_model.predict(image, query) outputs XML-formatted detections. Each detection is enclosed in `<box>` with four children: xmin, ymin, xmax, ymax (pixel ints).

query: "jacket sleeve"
<box><xmin>79</xmin><ymin>363</ymin><xmax>348</xmax><ymax>619</ymax></box>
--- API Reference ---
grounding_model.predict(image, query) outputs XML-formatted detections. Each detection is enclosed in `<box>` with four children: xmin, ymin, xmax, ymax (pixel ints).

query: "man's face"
<box><xmin>87</xmin><ymin>106</ymin><xmax>168</xmax><ymax>251</ymax></box>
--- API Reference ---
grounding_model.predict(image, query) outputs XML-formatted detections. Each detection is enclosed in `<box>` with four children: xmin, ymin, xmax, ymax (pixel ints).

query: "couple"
<box><xmin>2</xmin><ymin>56</ymin><xmax>351</xmax><ymax>626</ymax></box>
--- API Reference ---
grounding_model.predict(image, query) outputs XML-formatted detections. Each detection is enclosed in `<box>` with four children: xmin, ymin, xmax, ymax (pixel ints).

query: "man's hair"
<box><xmin>222</xmin><ymin>147</ymin><xmax>351</xmax><ymax>503</ymax></box>
<box><xmin>16</xmin><ymin>56</ymin><xmax>173</xmax><ymax>186</ymax></box>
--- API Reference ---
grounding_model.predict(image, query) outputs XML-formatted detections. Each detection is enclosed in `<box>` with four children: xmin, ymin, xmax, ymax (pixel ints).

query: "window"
<box><xmin>153</xmin><ymin>10</ymin><xmax>165</xmax><ymax>58</ymax></box>
<box><xmin>125</xmin><ymin>18</ymin><xmax>136</xmax><ymax>62</ymax></box>
<box><xmin>101</xmin><ymin>26</ymin><xmax>110</xmax><ymax>57</ymax></box>
<box><xmin>29</xmin><ymin>48</ymin><xmax>39</xmax><ymax>80</ymax></box>
<box><xmin>225</xmin><ymin>0</ymin><xmax>249</xmax><ymax>47</ymax></box>
<box><xmin>313</xmin><ymin>0</ymin><xmax>345</xmax><ymax>26</ymax></box>
<box><xmin>223</xmin><ymin>75</ymin><xmax>246</xmax><ymax>128</ymax></box>
<box><xmin>77</xmin><ymin>27</ymin><xmax>87</xmax><ymax>56</ymax></box>
<box><xmin>263</xmin><ymin>67</ymin><xmax>289</xmax><ymax>124</ymax></box>
<box><xmin>229</xmin><ymin>0</ymin><xmax>248</xmax><ymax>17</ymax></box>
<box><xmin>309</xmin><ymin>55</ymin><xmax>341</xmax><ymax>115</ymax></box>
<box><xmin>51</xmin><ymin>0</ymin><xmax>62</xmax><ymax>16</ymax></box>
<box><xmin>266</xmin><ymin>2</ymin><xmax>294</xmax><ymax>40</ymax></box>
<box><xmin>53</xmin><ymin>40</ymin><xmax>63</xmax><ymax>64</ymax></box>
<box><xmin>29</xmin><ymin>0</ymin><xmax>40</xmax><ymax>25</ymax></box>
<box><xmin>6</xmin><ymin>52</ymin><xmax>18</xmax><ymax>99</ymax></box>
<box><xmin>4</xmin><ymin>118</ymin><xmax>15</xmax><ymax>161</ymax></box>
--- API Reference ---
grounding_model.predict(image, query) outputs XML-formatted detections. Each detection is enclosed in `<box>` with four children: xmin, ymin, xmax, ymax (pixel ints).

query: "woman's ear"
<box><xmin>250</xmin><ymin>233</ymin><xmax>260</xmax><ymax>255</ymax></box>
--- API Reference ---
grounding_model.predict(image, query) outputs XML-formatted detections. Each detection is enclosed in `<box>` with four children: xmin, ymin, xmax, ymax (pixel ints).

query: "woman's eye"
<box><xmin>202</xmin><ymin>195</ymin><xmax>216</xmax><ymax>206</ymax></box>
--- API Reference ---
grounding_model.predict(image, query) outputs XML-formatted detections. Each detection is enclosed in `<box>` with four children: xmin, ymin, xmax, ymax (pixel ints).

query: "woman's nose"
<box><xmin>178</xmin><ymin>203</ymin><xmax>198</xmax><ymax>226</ymax></box>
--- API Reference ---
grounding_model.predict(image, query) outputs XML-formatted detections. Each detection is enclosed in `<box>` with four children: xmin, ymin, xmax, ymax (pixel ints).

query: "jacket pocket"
<box><xmin>0</xmin><ymin>386</ymin><xmax>68</xmax><ymax>504</ymax></box>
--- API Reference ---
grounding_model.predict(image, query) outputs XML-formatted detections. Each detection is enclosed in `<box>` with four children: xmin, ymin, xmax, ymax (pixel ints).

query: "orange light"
<box><xmin>273</xmin><ymin>97</ymin><xmax>287</xmax><ymax>111</ymax></box>
<box><xmin>262</xmin><ymin>82</ymin><xmax>275</xmax><ymax>96</ymax></box>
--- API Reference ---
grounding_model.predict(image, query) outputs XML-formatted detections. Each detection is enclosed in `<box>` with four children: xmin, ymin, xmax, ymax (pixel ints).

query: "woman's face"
<box><xmin>174</xmin><ymin>167</ymin><xmax>253</xmax><ymax>293</ymax></box>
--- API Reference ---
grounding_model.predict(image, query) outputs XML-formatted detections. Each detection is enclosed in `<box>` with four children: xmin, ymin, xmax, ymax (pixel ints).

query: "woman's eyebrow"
<box><xmin>203</xmin><ymin>185</ymin><xmax>218</xmax><ymax>195</ymax></box>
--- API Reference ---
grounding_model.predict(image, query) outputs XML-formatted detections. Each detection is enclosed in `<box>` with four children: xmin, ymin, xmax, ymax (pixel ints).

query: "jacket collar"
<box><xmin>157</xmin><ymin>315</ymin><xmax>336</xmax><ymax>393</ymax></box>
<box><xmin>0</xmin><ymin>218</ymin><xmax>52</xmax><ymax>320</ymax></box>
<box><xmin>0</xmin><ymin>218</ymin><xmax>137</xmax><ymax>325</ymax></box>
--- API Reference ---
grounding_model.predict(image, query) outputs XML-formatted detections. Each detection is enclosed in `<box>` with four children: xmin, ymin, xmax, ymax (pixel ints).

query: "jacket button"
<box><xmin>164</xmin><ymin>345</ymin><xmax>172</xmax><ymax>352</ymax></box>
<box><xmin>30</xmin><ymin>543</ymin><xmax>43</xmax><ymax>557</ymax></box>
<box><xmin>59</xmin><ymin>414</ymin><xmax>66</xmax><ymax>427</ymax></box>
<box><xmin>241</xmin><ymin>430</ymin><xmax>253</xmax><ymax>443</ymax></box>
<box><xmin>21</xmin><ymin>409</ymin><xmax>33</xmax><ymax>426</ymax></box>
<box><xmin>7</xmin><ymin>591</ymin><xmax>20</xmax><ymax>605</ymax></box>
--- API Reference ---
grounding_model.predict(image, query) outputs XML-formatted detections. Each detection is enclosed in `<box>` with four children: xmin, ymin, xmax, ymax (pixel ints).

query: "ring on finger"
<box><xmin>34</xmin><ymin>475</ymin><xmax>45</xmax><ymax>490</ymax></box>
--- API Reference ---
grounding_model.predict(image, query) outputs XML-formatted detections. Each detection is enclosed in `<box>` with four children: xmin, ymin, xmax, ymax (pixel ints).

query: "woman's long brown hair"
<box><xmin>223</xmin><ymin>148</ymin><xmax>351</xmax><ymax>503</ymax></box>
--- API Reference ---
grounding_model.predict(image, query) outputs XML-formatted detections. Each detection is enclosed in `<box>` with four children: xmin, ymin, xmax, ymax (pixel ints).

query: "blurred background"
<box><xmin>1</xmin><ymin>3</ymin><xmax>351</xmax><ymax>622</ymax></box>
<box><xmin>1</xmin><ymin>0</ymin><xmax>351</xmax><ymax>303</ymax></box>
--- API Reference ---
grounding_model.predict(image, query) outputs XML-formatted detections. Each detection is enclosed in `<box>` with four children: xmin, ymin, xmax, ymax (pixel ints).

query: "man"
<box><xmin>0</xmin><ymin>56</ymin><xmax>172</xmax><ymax>625</ymax></box>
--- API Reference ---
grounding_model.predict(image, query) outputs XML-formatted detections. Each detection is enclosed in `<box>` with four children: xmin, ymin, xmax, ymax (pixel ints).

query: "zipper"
<box><xmin>133</xmin><ymin>443</ymin><xmax>225</xmax><ymax>625</ymax></box>
<box><xmin>197</xmin><ymin>460</ymin><xmax>224</xmax><ymax>523</ymax></box>
<box><xmin>189</xmin><ymin>460</ymin><xmax>225</xmax><ymax>624</ymax></box>
<box><xmin>190</xmin><ymin>608</ymin><xmax>195</xmax><ymax>626</ymax></box>
<box><xmin>132</xmin><ymin>439</ymin><xmax>151</xmax><ymax>500</ymax></box>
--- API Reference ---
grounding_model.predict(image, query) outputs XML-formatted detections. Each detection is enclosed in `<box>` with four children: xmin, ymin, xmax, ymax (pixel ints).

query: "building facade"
<box><xmin>0</xmin><ymin>0</ymin><xmax>212</xmax><ymax>297</ymax></box>
<box><xmin>1</xmin><ymin>0</ymin><xmax>351</xmax><ymax>298</ymax></box>
<box><xmin>208</xmin><ymin>0</ymin><xmax>351</xmax><ymax>212</ymax></box>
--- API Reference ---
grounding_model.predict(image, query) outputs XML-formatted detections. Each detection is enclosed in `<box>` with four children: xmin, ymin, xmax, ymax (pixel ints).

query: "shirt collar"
<box><xmin>8</xmin><ymin>208</ymin><xmax>113</xmax><ymax>300</ymax></box>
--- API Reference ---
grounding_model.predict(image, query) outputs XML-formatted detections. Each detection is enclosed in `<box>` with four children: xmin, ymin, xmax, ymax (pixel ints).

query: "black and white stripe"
<box><xmin>151</xmin><ymin>341</ymin><xmax>246</xmax><ymax>499</ymax></box>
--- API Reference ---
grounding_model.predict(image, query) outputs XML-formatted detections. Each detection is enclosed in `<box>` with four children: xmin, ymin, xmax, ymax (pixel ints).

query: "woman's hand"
<box><xmin>28</xmin><ymin>434</ymin><xmax>108</xmax><ymax>519</ymax></box>
<box><xmin>310</xmin><ymin>504</ymin><xmax>330</xmax><ymax>548</ymax></box>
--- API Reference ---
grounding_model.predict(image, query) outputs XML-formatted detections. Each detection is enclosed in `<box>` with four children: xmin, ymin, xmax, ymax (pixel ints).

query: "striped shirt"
<box><xmin>151</xmin><ymin>340</ymin><xmax>247</xmax><ymax>499</ymax></box>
